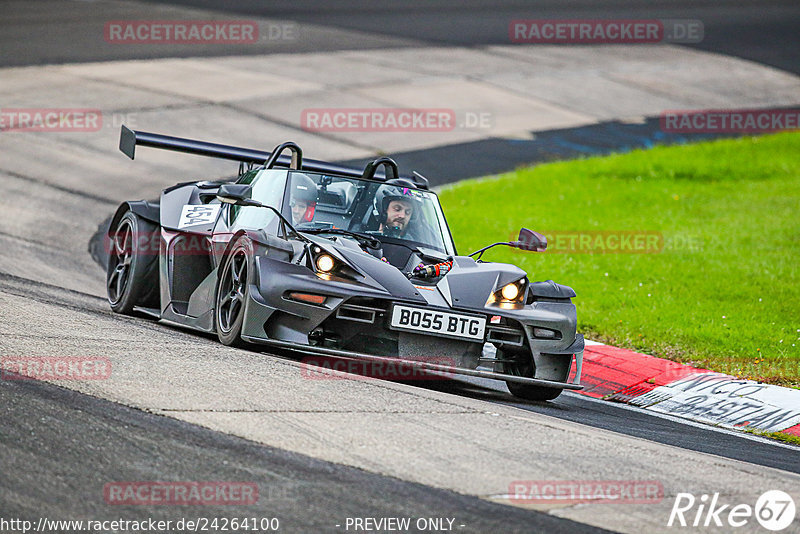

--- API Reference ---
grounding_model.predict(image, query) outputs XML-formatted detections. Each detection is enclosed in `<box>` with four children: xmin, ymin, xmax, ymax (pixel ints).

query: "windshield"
<box><xmin>282</xmin><ymin>170</ymin><xmax>455</xmax><ymax>255</ymax></box>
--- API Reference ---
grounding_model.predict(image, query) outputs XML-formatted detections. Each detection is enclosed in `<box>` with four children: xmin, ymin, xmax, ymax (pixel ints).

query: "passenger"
<box><xmin>289</xmin><ymin>173</ymin><xmax>318</xmax><ymax>225</ymax></box>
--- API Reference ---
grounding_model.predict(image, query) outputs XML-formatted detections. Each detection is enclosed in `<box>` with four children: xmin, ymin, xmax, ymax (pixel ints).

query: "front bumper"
<box><xmin>239</xmin><ymin>256</ymin><xmax>583</xmax><ymax>390</ymax></box>
<box><xmin>240</xmin><ymin>334</ymin><xmax>584</xmax><ymax>391</ymax></box>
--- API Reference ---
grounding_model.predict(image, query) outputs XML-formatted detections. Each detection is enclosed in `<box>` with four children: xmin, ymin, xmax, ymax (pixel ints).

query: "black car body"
<box><xmin>107</xmin><ymin>126</ymin><xmax>584</xmax><ymax>400</ymax></box>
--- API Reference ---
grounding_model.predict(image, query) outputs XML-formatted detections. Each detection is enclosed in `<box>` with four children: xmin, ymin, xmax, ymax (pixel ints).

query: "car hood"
<box><xmin>435</xmin><ymin>256</ymin><xmax>527</xmax><ymax>310</ymax></box>
<box><xmin>319</xmin><ymin>236</ymin><xmax>526</xmax><ymax>310</ymax></box>
<box><xmin>308</xmin><ymin>235</ymin><xmax>426</xmax><ymax>303</ymax></box>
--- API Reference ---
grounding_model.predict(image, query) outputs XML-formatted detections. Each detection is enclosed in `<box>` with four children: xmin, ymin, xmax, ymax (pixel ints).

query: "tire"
<box><xmin>106</xmin><ymin>210</ymin><xmax>159</xmax><ymax>314</ymax></box>
<box><xmin>500</xmin><ymin>349</ymin><xmax>563</xmax><ymax>402</ymax></box>
<box><xmin>215</xmin><ymin>240</ymin><xmax>252</xmax><ymax>347</ymax></box>
<box><xmin>507</xmin><ymin>381</ymin><xmax>562</xmax><ymax>402</ymax></box>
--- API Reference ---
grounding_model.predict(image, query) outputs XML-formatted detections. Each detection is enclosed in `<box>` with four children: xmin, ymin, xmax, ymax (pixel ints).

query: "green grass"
<box><xmin>744</xmin><ymin>429</ymin><xmax>800</xmax><ymax>447</ymax></box>
<box><xmin>438</xmin><ymin>133</ymin><xmax>800</xmax><ymax>387</ymax></box>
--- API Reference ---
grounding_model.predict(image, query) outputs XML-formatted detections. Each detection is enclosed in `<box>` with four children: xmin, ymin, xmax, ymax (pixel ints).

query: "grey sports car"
<box><xmin>107</xmin><ymin>126</ymin><xmax>584</xmax><ymax>400</ymax></box>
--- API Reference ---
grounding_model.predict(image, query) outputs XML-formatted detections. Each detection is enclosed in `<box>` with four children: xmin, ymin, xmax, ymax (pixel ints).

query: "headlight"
<box><xmin>315</xmin><ymin>254</ymin><xmax>335</xmax><ymax>273</ymax></box>
<box><xmin>308</xmin><ymin>245</ymin><xmax>359</xmax><ymax>280</ymax></box>
<box><xmin>487</xmin><ymin>278</ymin><xmax>527</xmax><ymax>307</ymax></box>
<box><xmin>501</xmin><ymin>283</ymin><xmax>520</xmax><ymax>301</ymax></box>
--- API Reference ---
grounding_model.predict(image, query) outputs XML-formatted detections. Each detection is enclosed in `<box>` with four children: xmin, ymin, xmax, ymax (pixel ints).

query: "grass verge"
<box><xmin>744</xmin><ymin>428</ymin><xmax>800</xmax><ymax>447</ymax></box>
<box><xmin>438</xmin><ymin>132</ymin><xmax>800</xmax><ymax>387</ymax></box>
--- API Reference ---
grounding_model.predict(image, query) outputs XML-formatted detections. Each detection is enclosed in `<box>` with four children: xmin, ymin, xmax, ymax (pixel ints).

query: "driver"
<box><xmin>372</xmin><ymin>184</ymin><xmax>424</xmax><ymax>239</ymax></box>
<box><xmin>289</xmin><ymin>173</ymin><xmax>318</xmax><ymax>225</ymax></box>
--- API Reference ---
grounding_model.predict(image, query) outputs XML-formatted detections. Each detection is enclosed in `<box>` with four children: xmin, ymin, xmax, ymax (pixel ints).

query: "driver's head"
<box><xmin>384</xmin><ymin>199</ymin><xmax>414</xmax><ymax>232</ymax></box>
<box><xmin>289</xmin><ymin>173</ymin><xmax>318</xmax><ymax>225</ymax></box>
<box><xmin>373</xmin><ymin>182</ymin><xmax>422</xmax><ymax>236</ymax></box>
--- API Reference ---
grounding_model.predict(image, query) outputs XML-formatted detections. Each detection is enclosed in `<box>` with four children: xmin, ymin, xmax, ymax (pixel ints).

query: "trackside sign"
<box><xmin>629</xmin><ymin>372</ymin><xmax>800</xmax><ymax>433</ymax></box>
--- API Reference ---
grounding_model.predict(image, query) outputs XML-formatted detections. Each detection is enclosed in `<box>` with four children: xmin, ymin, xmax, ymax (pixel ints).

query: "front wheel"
<box><xmin>215</xmin><ymin>240</ymin><xmax>252</xmax><ymax>347</ymax></box>
<box><xmin>507</xmin><ymin>381</ymin><xmax>562</xmax><ymax>402</ymax></box>
<box><xmin>500</xmin><ymin>349</ymin><xmax>563</xmax><ymax>402</ymax></box>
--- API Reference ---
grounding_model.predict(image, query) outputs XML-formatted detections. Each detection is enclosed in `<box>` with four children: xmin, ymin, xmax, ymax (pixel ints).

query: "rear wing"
<box><xmin>119</xmin><ymin>125</ymin><xmax>428</xmax><ymax>189</ymax></box>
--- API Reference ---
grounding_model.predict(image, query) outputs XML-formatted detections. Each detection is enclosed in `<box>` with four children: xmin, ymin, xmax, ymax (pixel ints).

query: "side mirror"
<box><xmin>468</xmin><ymin>227</ymin><xmax>547</xmax><ymax>259</ymax></box>
<box><xmin>512</xmin><ymin>228</ymin><xmax>547</xmax><ymax>252</ymax></box>
<box><xmin>216</xmin><ymin>184</ymin><xmax>258</xmax><ymax>206</ymax></box>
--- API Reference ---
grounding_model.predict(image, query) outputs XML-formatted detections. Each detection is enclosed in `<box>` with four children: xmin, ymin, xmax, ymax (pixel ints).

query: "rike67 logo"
<box><xmin>668</xmin><ymin>490</ymin><xmax>796</xmax><ymax>531</ymax></box>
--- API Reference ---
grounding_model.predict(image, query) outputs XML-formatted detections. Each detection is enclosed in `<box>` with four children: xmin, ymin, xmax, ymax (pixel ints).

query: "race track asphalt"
<box><xmin>2</xmin><ymin>2</ymin><xmax>799</xmax><ymax>533</ymax></box>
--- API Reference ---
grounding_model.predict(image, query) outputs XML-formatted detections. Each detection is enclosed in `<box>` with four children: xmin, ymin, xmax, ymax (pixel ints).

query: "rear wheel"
<box><xmin>215</xmin><ymin>240</ymin><xmax>252</xmax><ymax>347</ymax></box>
<box><xmin>106</xmin><ymin>210</ymin><xmax>159</xmax><ymax>314</ymax></box>
<box><xmin>500</xmin><ymin>349</ymin><xmax>563</xmax><ymax>401</ymax></box>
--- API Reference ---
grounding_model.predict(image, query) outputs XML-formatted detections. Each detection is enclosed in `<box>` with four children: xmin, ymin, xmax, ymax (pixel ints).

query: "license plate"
<box><xmin>390</xmin><ymin>305</ymin><xmax>486</xmax><ymax>341</ymax></box>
